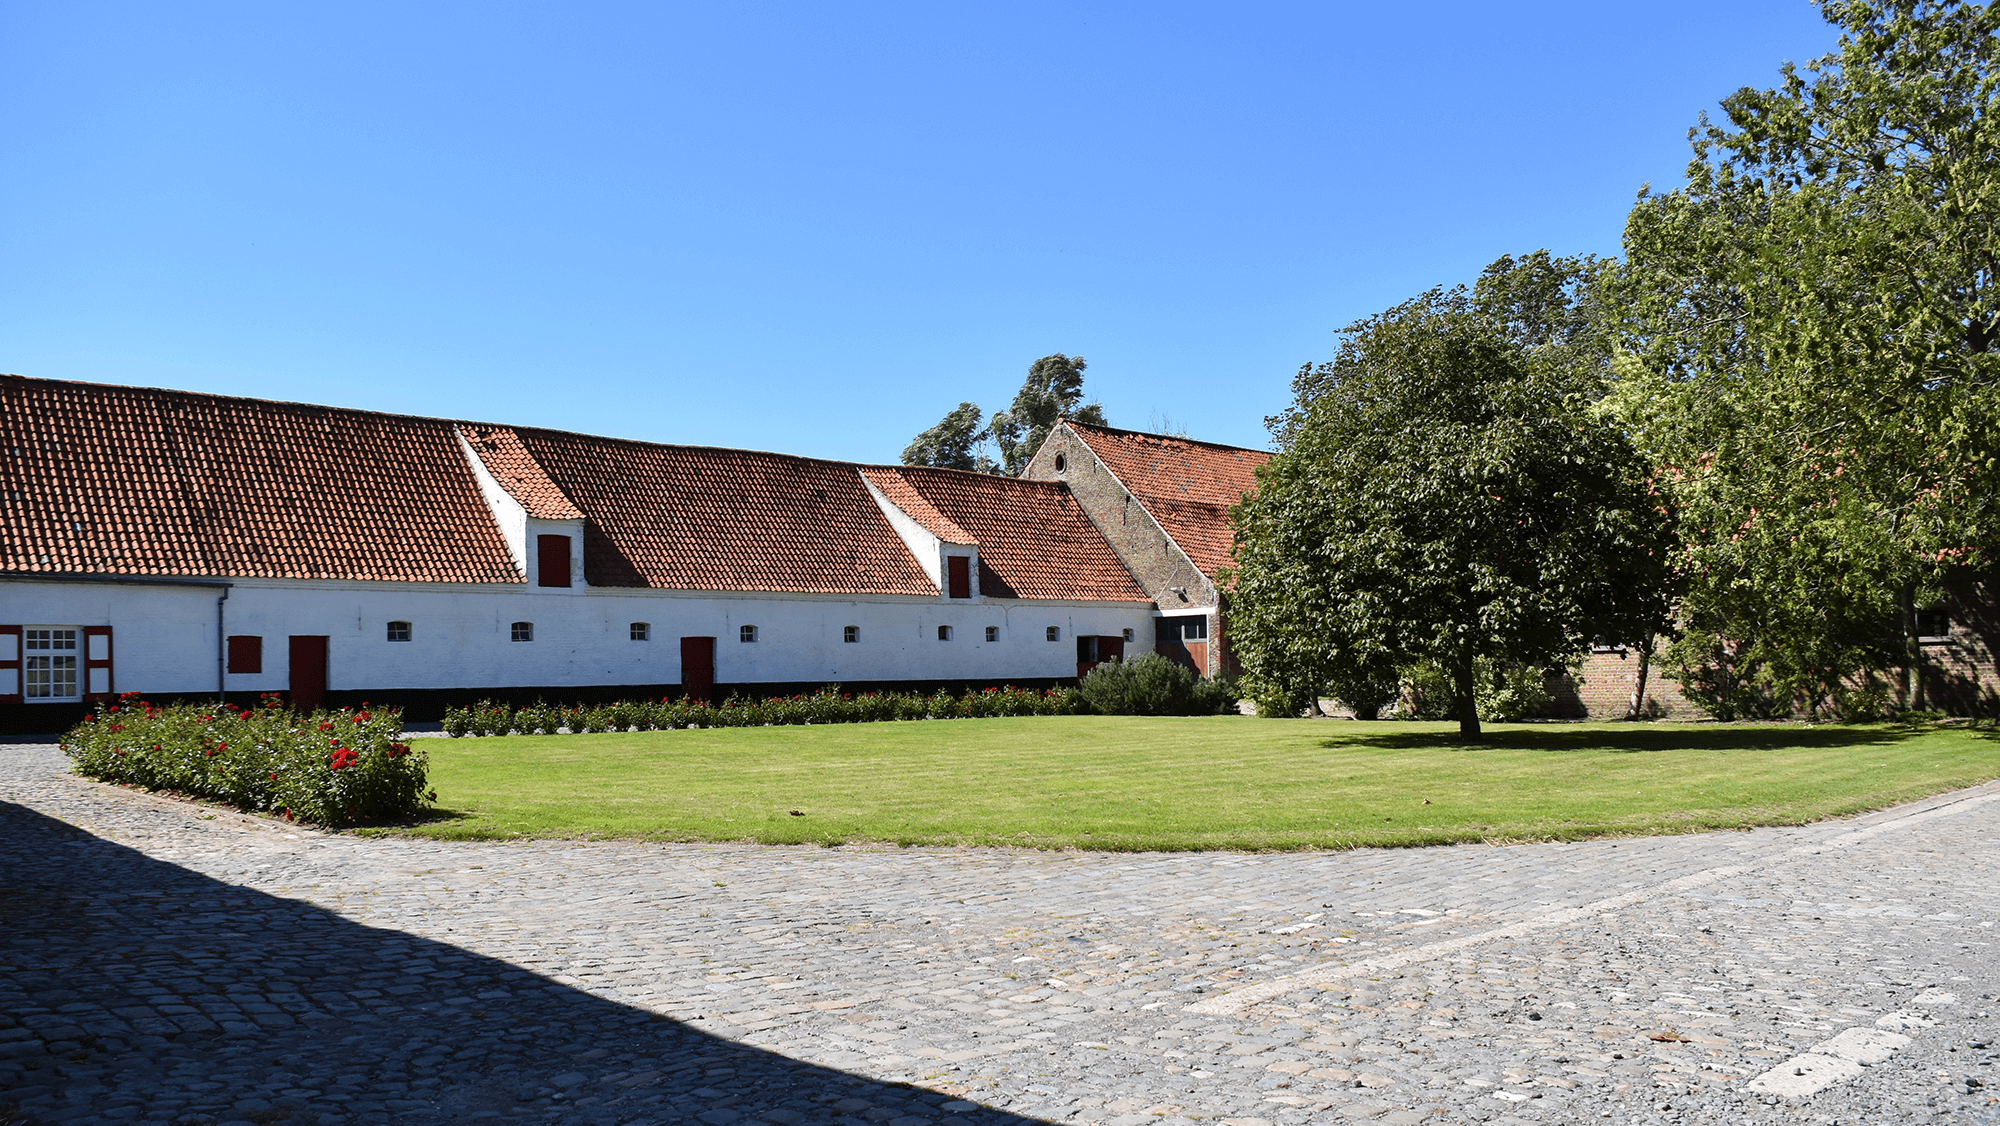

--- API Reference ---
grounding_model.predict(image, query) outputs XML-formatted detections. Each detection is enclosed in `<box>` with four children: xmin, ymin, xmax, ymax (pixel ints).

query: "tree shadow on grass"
<box><xmin>0</xmin><ymin>801</ymin><xmax>1042</xmax><ymax>1126</ymax></box>
<box><xmin>1321</xmin><ymin>723</ymin><xmax>1928</xmax><ymax>754</ymax></box>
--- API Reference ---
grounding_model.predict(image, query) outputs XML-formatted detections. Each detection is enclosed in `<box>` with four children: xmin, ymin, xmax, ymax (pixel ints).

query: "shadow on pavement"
<box><xmin>0</xmin><ymin>800</ymin><xmax>1042</xmax><ymax>1126</ymax></box>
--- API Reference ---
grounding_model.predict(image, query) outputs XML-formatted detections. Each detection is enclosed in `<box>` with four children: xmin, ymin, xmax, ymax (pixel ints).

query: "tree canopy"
<box><xmin>900</xmin><ymin>401</ymin><xmax>995</xmax><ymax>473</ymax></box>
<box><xmin>1232</xmin><ymin>269</ymin><xmax>1675</xmax><ymax>739</ymax></box>
<box><xmin>901</xmin><ymin>354</ymin><xmax>1108</xmax><ymax>476</ymax></box>
<box><xmin>990</xmin><ymin>354</ymin><xmax>1108</xmax><ymax>475</ymax></box>
<box><xmin>1604</xmin><ymin>0</ymin><xmax>1999</xmax><ymax>715</ymax></box>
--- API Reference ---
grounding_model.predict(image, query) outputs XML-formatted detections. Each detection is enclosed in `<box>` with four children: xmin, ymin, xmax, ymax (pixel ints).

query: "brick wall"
<box><xmin>1925</xmin><ymin>570</ymin><xmax>2000</xmax><ymax>716</ymax></box>
<box><xmin>1023</xmin><ymin>428</ymin><xmax>1224</xmax><ymax>676</ymax></box>
<box><xmin>1567</xmin><ymin>649</ymin><xmax>1696</xmax><ymax>719</ymax></box>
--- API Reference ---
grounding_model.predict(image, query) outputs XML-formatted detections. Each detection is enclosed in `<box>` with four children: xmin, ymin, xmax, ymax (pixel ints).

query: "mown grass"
<box><xmin>381</xmin><ymin>716</ymin><xmax>2000</xmax><ymax>851</ymax></box>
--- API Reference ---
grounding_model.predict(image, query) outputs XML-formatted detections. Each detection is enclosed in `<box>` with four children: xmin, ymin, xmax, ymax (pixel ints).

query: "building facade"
<box><xmin>0</xmin><ymin>376</ymin><xmax>1156</xmax><ymax>730</ymax></box>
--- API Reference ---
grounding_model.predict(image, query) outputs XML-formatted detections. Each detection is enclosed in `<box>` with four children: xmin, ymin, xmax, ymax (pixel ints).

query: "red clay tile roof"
<box><xmin>475</xmin><ymin>427</ymin><xmax>938</xmax><ymax>595</ymax></box>
<box><xmin>1063</xmin><ymin>421</ymin><xmax>1271</xmax><ymax>578</ymax></box>
<box><xmin>459</xmin><ymin>426</ymin><xmax>583</xmax><ymax>520</ymax></box>
<box><xmin>870</xmin><ymin>466</ymin><xmax>1150</xmax><ymax>602</ymax></box>
<box><xmin>0</xmin><ymin>374</ymin><xmax>521</xmax><ymax>583</ymax></box>
<box><xmin>857</xmin><ymin>467</ymin><xmax>975</xmax><ymax>545</ymax></box>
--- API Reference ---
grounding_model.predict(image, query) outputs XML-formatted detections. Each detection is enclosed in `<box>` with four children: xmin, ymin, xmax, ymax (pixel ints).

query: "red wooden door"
<box><xmin>946</xmin><ymin>555</ymin><xmax>970</xmax><ymax>599</ymax></box>
<box><xmin>289</xmin><ymin>635</ymin><xmax>328</xmax><ymax>713</ymax></box>
<box><xmin>680</xmin><ymin>636</ymin><xmax>715</xmax><ymax>701</ymax></box>
<box><xmin>537</xmin><ymin>534</ymin><xmax>572</xmax><ymax>587</ymax></box>
<box><xmin>1097</xmin><ymin>635</ymin><xmax>1124</xmax><ymax>664</ymax></box>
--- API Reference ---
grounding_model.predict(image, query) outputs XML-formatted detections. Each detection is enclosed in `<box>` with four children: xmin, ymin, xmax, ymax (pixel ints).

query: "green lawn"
<box><xmin>387</xmin><ymin>716</ymin><xmax>2000</xmax><ymax>851</ymax></box>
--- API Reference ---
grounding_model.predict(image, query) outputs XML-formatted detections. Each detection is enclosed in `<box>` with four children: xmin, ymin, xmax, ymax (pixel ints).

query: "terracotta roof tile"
<box><xmin>1064</xmin><ymin>421</ymin><xmax>1271</xmax><ymax>578</ymax></box>
<box><xmin>857</xmin><ymin>467</ymin><xmax>975</xmax><ymax>545</ymax></box>
<box><xmin>873</xmin><ymin>466</ymin><xmax>1150</xmax><ymax>602</ymax></box>
<box><xmin>0</xmin><ymin>374</ymin><xmax>519</xmax><ymax>583</ymax></box>
<box><xmin>459</xmin><ymin>426</ymin><xmax>583</xmax><ymax>519</ymax></box>
<box><xmin>483</xmin><ymin>427</ymin><xmax>938</xmax><ymax>595</ymax></box>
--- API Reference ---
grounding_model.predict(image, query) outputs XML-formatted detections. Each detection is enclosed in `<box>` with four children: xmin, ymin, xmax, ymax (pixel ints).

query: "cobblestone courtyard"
<box><xmin>3</xmin><ymin>740</ymin><xmax>1998</xmax><ymax>1126</ymax></box>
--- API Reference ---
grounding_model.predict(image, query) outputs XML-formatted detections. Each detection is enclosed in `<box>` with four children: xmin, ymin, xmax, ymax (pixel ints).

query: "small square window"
<box><xmin>938</xmin><ymin>625</ymin><xmax>952</xmax><ymax>641</ymax></box>
<box><xmin>844</xmin><ymin>625</ymin><xmax>859</xmax><ymax>643</ymax></box>
<box><xmin>1917</xmin><ymin>608</ymin><xmax>1952</xmax><ymax>643</ymax></box>
<box><xmin>985</xmin><ymin>626</ymin><xmax>998</xmax><ymax>643</ymax></box>
<box><xmin>631</xmin><ymin>622</ymin><xmax>650</xmax><ymax>641</ymax></box>
<box><xmin>740</xmin><ymin>624</ymin><xmax>758</xmax><ymax>643</ymax></box>
<box><xmin>1046</xmin><ymin>626</ymin><xmax>1060</xmax><ymax>642</ymax></box>
<box><xmin>387</xmin><ymin>621</ymin><xmax>412</xmax><ymax>642</ymax></box>
<box><xmin>1123</xmin><ymin>628</ymin><xmax>1135</xmax><ymax>642</ymax></box>
<box><xmin>511</xmin><ymin>621</ymin><xmax>534</xmax><ymax>642</ymax></box>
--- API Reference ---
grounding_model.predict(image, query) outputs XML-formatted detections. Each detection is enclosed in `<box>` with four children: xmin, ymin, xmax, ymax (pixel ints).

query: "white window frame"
<box><xmin>387</xmin><ymin>620</ymin><xmax>412</xmax><ymax>642</ymax></box>
<box><xmin>984</xmin><ymin>626</ymin><xmax>998</xmax><ymax>643</ymax></box>
<box><xmin>511</xmin><ymin>621</ymin><xmax>534</xmax><ymax>642</ymax></box>
<box><xmin>24</xmin><ymin>626</ymin><xmax>81</xmax><ymax>702</ymax></box>
<box><xmin>740</xmin><ymin>624</ymin><xmax>758</xmax><ymax>643</ymax></box>
<box><xmin>843</xmin><ymin>625</ymin><xmax>859</xmax><ymax>644</ymax></box>
<box><xmin>631</xmin><ymin>622</ymin><xmax>650</xmax><ymax>641</ymax></box>
<box><xmin>1046</xmin><ymin>626</ymin><xmax>1060</xmax><ymax>642</ymax></box>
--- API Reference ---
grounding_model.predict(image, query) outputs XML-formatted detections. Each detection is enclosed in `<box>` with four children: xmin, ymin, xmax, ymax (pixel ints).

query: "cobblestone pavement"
<box><xmin>4</xmin><ymin>740</ymin><xmax>1998</xmax><ymax>1126</ymax></box>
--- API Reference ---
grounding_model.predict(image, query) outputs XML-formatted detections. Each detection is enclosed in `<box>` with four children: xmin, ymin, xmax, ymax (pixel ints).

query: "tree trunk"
<box><xmin>1899</xmin><ymin>587</ymin><xmax>1920</xmax><ymax>711</ymax></box>
<box><xmin>1454</xmin><ymin>650</ymin><xmax>1481</xmax><ymax>741</ymax></box>
<box><xmin>1625</xmin><ymin>634</ymin><xmax>1654</xmax><ymax>721</ymax></box>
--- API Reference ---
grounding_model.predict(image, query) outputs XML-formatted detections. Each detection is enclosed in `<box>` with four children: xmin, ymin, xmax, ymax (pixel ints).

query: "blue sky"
<box><xmin>0</xmin><ymin>2</ymin><xmax>1838</xmax><ymax>461</ymax></box>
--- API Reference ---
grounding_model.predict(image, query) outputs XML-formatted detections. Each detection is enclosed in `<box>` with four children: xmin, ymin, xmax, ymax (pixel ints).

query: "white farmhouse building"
<box><xmin>3</xmin><ymin>375</ymin><xmax>1222</xmax><ymax>730</ymax></box>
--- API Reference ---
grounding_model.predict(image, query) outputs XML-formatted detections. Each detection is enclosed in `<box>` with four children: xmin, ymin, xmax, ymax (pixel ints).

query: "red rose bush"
<box><xmin>65</xmin><ymin>693</ymin><xmax>430</xmax><ymax>826</ymax></box>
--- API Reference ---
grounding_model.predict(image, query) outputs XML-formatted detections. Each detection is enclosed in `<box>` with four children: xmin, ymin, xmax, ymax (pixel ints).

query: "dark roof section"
<box><xmin>1064</xmin><ymin>421</ymin><xmax>1271</xmax><ymax>579</ymax></box>
<box><xmin>865</xmin><ymin>466</ymin><xmax>1150</xmax><ymax>602</ymax></box>
<box><xmin>479</xmin><ymin>427</ymin><xmax>938</xmax><ymax>594</ymax></box>
<box><xmin>0</xmin><ymin>374</ymin><xmax>521</xmax><ymax>583</ymax></box>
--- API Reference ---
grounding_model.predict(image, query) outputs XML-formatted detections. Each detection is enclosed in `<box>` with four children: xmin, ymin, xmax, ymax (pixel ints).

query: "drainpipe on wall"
<box><xmin>216</xmin><ymin>586</ymin><xmax>230</xmax><ymax>705</ymax></box>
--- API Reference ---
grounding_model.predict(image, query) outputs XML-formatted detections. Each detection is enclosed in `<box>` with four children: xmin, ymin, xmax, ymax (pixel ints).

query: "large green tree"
<box><xmin>990</xmin><ymin>354</ymin><xmax>1108</xmax><ymax>475</ymax></box>
<box><xmin>1232</xmin><ymin>273</ymin><xmax>1674</xmax><ymax>740</ymax></box>
<box><xmin>901</xmin><ymin>401</ymin><xmax>996</xmax><ymax>473</ymax></box>
<box><xmin>1605</xmin><ymin>0</ymin><xmax>1999</xmax><ymax>716</ymax></box>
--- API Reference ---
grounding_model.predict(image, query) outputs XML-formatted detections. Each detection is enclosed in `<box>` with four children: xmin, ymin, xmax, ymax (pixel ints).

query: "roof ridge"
<box><xmin>1062</xmin><ymin>418</ymin><xmax>1271</xmax><ymax>455</ymax></box>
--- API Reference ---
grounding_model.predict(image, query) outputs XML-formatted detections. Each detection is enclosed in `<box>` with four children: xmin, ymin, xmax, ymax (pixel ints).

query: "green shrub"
<box><xmin>1080</xmin><ymin>654</ymin><xmax>1235</xmax><ymax>716</ymax></box>
<box><xmin>64</xmin><ymin>693</ymin><xmax>430</xmax><ymax>826</ymax></box>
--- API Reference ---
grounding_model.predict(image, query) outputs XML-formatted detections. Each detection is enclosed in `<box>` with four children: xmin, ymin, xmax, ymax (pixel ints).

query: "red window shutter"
<box><xmin>83</xmin><ymin>626</ymin><xmax>114</xmax><ymax>702</ymax></box>
<box><xmin>0</xmin><ymin>625</ymin><xmax>20</xmax><ymax>705</ymax></box>
<box><xmin>537</xmin><ymin>534</ymin><xmax>572</xmax><ymax>588</ymax></box>
<box><xmin>947</xmin><ymin>555</ymin><xmax>970</xmax><ymax>599</ymax></box>
<box><xmin>228</xmin><ymin>635</ymin><xmax>264</xmax><ymax>674</ymax></box>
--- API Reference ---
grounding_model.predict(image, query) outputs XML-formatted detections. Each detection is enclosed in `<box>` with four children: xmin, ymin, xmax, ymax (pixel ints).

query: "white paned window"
<box><xmin>512</xmin><ymin>621</ymin><xmax>534</xmax><ymax>642</ymax></box>
<box><xmin>984</xmin><ymin>626</ymin><xmax>998</xmax><ymax>642</ymax></box>
<box><xmin>387</xmin><ymin>621</ymin><xmax>412</xmax><ymax>642</ymax></box>
<box><xmin>1046</xmin><ymin>626</ymin><xmax>1060</xmax><ymax>642</ymax></box>
<box><xmin>631</xmin><ymin>622</ymin><xmax>650</xmax><ymax>641</ymax></box>
<box><xmin>843</xmin><ymin>625</ymin><xmax>859</xmax><ymax>643</ymax></box>
<box><xmin>1123</xmin><ymin>628</ymin><xmax>1135</xmax><ymax>642</ymax></box>
<box><xmin>740</xmin><ymin>625</ymin><xmax>758</xmax><ymax>643</ymax></box>
<box><xmin>25</xmin><ymin>627</ymin><xmax>79</xmax><ymax>701</ymax></box>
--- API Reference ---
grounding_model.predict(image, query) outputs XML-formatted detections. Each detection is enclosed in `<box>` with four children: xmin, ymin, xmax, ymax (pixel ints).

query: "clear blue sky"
<box><xmin>1</xmin><ymin>2</ymin><xmax>1838</xmax><ymax>461</ymax></box>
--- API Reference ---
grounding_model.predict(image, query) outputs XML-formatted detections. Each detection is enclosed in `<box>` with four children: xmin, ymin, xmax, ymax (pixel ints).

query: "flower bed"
<box><xmin>440</xmin><ymin>684</ymin><xmax>1085</xmax><ymax>737</ymax></box>
<box><xmin>64</xmin><ymin>693</ymin><xmax>432</xmax><ymax>826</ymax></box>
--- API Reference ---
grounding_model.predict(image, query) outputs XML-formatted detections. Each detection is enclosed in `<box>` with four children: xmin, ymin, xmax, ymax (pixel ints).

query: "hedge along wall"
<box><xmin>64</xmin><ymin>693</ymin><xmax>431</xmax><ymax>826</ymax></box>
<box><xmin>442</xmin><ymin>684</ymin><xmax>1087</xmax><ymax>736</ymax></box>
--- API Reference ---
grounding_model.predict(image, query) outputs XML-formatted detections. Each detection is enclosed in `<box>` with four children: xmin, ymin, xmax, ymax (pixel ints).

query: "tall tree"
<box><xmin>901</xmin><ymin>402</ymin><xmax>995</xmax><ymax>473</ymax></box>
<box><xmin>1605</xmin><ymin>0</ymin><xmax>2000</xmax><ymax>716</ymax></box>
<box><xmin>1232</xmin><ymin>277</ymin><xmax>1674</xmax><ymax>740</ymax></box>
<box><xmin>990</xmin><ymin>354</ymin><xmax>1108</xmax><ymax>475</ymax></box>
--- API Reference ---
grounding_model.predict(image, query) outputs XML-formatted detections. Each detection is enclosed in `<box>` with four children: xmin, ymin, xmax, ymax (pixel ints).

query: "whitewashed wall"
<box><xmin>2</xmin><ymin>578</ymin><xmax>1157</xmax><ymax>700</ymax></box>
